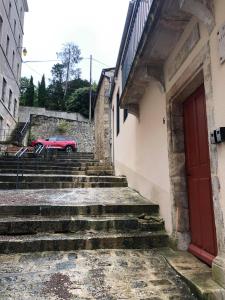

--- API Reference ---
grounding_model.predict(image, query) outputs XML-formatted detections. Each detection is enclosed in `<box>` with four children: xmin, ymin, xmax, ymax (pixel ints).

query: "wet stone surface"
<box><xmin>0</xmin><ymin>249</ymin><xmax>198</xmax><ymax>300</ymax></box>
<box><xmin>0</xmin><ymin>188</ymin><xmax>150</xmax><ymax>206</ymax></box>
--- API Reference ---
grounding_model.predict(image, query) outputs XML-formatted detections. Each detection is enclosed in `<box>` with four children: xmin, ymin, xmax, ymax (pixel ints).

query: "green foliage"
<box><xmin>28</xmin><ymin>133</ymin><xmax>37</xmax><ymax>145</ymax></box>
<box><xmin>66</xmin><ymin>86</ymin><xmax>96</xmax><ymax>118</ymax></box>
<box><xmin>19</xmin><ymin>77</ymin><xmax>30</xmax><ymax>105</ymax></box>
<box><xmin>25</xmin><ymin>76</ymin><xmax>35</xmax><ymax>106</ymax></box>
<box><xmin>19</xmin><ymin>43</ymin><xmax>94</xmax><ymax>119</ymax></box>
<box><xmin>56</xmin><ymin>120</ymin><xmax>70</xmax><ymax>134</ymax></box>
<box><xmin>51</xmin><ymin>63</ymin><xmax>65</xmax><ymax>83</ymax></box>
<box><xmin>38</xmin><ymin>75</ymin><xmax>47</xmax><ymax>107</ymax></box>
<box><xmin>67</xmin><ymin>78</ymin><xmax>89</xmax><ymax>99</ymax></box>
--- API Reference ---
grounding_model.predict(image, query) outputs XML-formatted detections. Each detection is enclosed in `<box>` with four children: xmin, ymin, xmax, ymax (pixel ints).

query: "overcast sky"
<box><xmin>22</xmin><ymin>0</ymin><xmax>130</xmax><ymax>85</ymax></box>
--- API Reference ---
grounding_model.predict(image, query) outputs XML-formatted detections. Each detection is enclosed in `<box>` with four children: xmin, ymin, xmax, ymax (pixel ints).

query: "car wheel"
<box><xmin>65</xmin><ymin>145</ymin><xmax>73</xmax><ymax>153</ymax></box>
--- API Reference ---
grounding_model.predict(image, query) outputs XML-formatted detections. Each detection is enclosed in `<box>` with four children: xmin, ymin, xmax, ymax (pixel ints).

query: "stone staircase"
<box><xmin>0</xmin><ymin>152</ymin><xmax>125</xmax><ymax>189</ymax></box>
<box><xmin>0</xmin><ymin>189</ymin><xmax>168</xmax><ymax>254</ymax></box>
<box><xmin>0</xmin><ymin>152</ymin><xmax>169</xmax><ymax>254</ymax></box>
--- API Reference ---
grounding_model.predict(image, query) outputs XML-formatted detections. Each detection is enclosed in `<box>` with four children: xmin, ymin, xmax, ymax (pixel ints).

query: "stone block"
<box><xmin>171</xmin><ymin>176</ymin><xmax>187</xmax><ymax>192</ymax></box>
<box><xmin>173</xmin><ymin>191</ymin><xmax>189</xmax><ymax>209</ymax></box>
<box><xmin>169</xmin><ymin>153</ymin><xmax>186</xmax><ymax>177</ymax></box>
<box><xmin>176</xmin><ymin>207</ymin><xmax>190</xmax><ymax>232</ymax></box>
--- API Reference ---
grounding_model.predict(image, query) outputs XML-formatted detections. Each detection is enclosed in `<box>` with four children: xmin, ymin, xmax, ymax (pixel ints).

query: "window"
<box><xmin>116</xmin><ymin>91</ymin><xmax>120</xmax><ymax>136</ymax></box>
<box><xmin>13</xmin><ymin>99</ymin><xmax>17</xmax><ymax>117</ymax></box>
<box><xmin>57</xmin><ymin>136</ymin><xmax>66</xmax><ymax>141</ymax></box>
<box><xmin>6</xmin><ymin>35</ymin><xmax>10</xmax><ymax>56</ymax></box>
<box><xmin>8</xmin><ymin>90</ymin><xmax>12</xmax><ymax>110</ymax></box>
<box><xmin>18</xmin><ymin>34</ymin><xmax>21</xmax><ymax>47</ymax></box>
<box><xmin>20</xmin><ymin>7</ymin><xmax>23</xmax><ymax>21</ymax></box>
<box><xmin>16</xmin><ymin>63</ymin><xmax>20</xmax><ymax>79</ymax></box>
<box><xmin>8</xmin><ymin>2</ymin><xmax>12</xmax><ymax>20</ymax></box>
<box><xmin>0</xmin><ymin>16</ymin><xmax>3</xmax><ymax>43</ymax></box>
<box><xmin>49</xmin><ymin>137</ymin><xmax>57</xmax><ymax>141</ymax></box>
<box><xmin>0</xmin><ymin>116</ymin><xmax>3</xmax><ymax>140</ymax></box>
<box><xmin>2</xmin><ymin>78</ymin><xmax>7</xmax><ymax>102</ymax></box>
<box><xmin>124</xmin><ymin>109</ymin><xmax>128</xmax><ymax>122</ymax></box>
<box><xmin>12</xmin><ymin>50</ymin><xmax>15</xmax><ymax>69</ymax></box>
<box><xmin>13</xmin><ymin>19</ymin><xmax>16</xmax><ymax>34</ymax></box>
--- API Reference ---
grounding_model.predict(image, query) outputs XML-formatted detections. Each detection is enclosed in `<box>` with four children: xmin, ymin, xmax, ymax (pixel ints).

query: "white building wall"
<box><xmin>111</xmin><ymin>69</ymin><xmax>172</xmax><ymax>233</ymax></box>
<box><xmin>0</xmin><ymin>0</ymin><xmax>28</xmax><ymax>141</ymax></box>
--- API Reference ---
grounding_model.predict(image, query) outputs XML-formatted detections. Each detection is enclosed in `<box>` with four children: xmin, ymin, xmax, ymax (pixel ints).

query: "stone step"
<box><xmin>0</xmin><ymin>231</ymin><xmax>168</xmax><ymax>253</ymax></box>
<box><xmin>0</xmin><ymin>174</ymin><xmax>126</xmax><ymax>183</ymax></box>
<box><xmin>0</xmin><ymin>160</ymin><xmax>111</xmax><ymax>168</ymax></box>
<box><xmin>0</xmin><ymin>169</ymin><xmax>114</xmax><ymax>175</ymax></box>
<box><xmin>0</xmin><ymin>203</ymin><xmax>159</xmax><ymax>217</ymax></box>
<box><xmin>0</xmin><ymin>181</ymin><xmax>128</xmax><ymax>189</ymax></box>
<box><xmin>0</xmin><ymin>158</ymin><xmax>100</xmax><ymax>163</ymax></box>
<box><xmin>0</xmin><ymin>215</ymin><xmax>164</xmax><ymax>235</ymax></box>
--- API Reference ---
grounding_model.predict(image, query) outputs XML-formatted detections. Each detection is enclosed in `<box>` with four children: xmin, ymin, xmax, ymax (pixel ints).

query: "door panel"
<box><xmin>183</xmin><ymin>85</ymin><xmax>217</xmax><ymax>266</ymax></box>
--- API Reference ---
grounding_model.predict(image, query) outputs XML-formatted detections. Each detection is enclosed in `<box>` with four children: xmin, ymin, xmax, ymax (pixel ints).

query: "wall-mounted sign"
<box><xmin>218</xmin><ymin>22</ymin><xmax>225</xmax><ymax>65</ymax></box>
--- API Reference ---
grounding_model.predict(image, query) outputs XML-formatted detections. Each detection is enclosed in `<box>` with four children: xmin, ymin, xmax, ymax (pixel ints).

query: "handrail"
<box><xmin>20</xmin><ymin>121</ymin><xmax>29</xmax><ymax>135</ymax></box>
<box><xmin>15</xmin><ymin>147</ymin><xmax>24</xmax><ymax>157</ymax></box>
<box><xmin>16</xmin><ymin>147</ymin><xmax>28</xmax><ymax>189</ymax></box>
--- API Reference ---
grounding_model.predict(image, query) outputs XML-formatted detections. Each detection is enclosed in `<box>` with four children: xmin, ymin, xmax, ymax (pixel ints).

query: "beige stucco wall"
<box><xmin>209</xmin><ymin>0</ymin><xmax>225</xmax><ymax>229</ymax></box>
<box><xmin>112</xmin><ymin>0</ymin><xmax>225</xmax><ymax>241</ymax></box>
<box><xmin>112</xmin><ymin>72</ymin><xmax>172</xmax><ymax>233</ymax></box>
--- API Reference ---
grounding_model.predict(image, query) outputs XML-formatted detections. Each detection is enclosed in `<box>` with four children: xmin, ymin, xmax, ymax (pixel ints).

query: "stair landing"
<box><xmin>0</xmin><ymin>187</ymin><xmax>151</xmax><ymax>206</ymax></box>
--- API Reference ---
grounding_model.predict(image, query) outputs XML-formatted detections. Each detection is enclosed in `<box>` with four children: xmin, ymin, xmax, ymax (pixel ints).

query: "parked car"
<box><xmin>31</xmin><ymin>136</ymin><xmax>77</xmax><ymax>153</ymax></box>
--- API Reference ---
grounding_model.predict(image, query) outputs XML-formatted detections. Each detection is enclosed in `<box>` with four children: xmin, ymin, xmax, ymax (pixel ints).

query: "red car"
<box><xmin>31</xmin><ymin>136</ymin><xmax>77</xmax><ymax>153</ymax></box>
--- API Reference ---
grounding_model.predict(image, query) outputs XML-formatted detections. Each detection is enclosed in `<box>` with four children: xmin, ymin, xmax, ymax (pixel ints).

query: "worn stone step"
<box><xmin>0</xmin><ymin>203</ymin><xmax>159</xmax><ymax>217</ymax></box>
<box><xmin>0</xmin><ymin>174</ymin><xmax>126</xmax><ymax>183</ymax></box>
<box><xmin>0</xmin><ymin>169</ymin><xmax>114</xmax><ymax>176</ymax></box>
<box><xmin>0</xmin><ymin>158</ymin><xmax>100</xmax><ymax>164</ymax></box>
<box><xmin>0</xmin><ymin>215</ymin><xmax>164</xmax><ymax>235</ymax></box>
<box><xmin>0</xmin><ymin>169</ymin><xmax>87</xmax><ymax>175</ymax></box>
<box><xmin>87</xmin><ymin>165</ymin><xmax>113</xmax><ymax>170</ymax></box>
<box><xmin>0</xmin><ymin>161</ymin><xmax>111</xmax><ymax>169</ymax></box>
<box><xmin>0</xmin><ymin>231</ymin><xmax>169</xmax><ymax>253</ymax></box>
<box><xmin>0</xmin><ymin>181</ymin><xmax>128</xmax><ymax>189</ymax></box>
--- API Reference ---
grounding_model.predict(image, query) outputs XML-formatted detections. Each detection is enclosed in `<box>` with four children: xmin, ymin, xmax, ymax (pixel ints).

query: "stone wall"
<box><xmin>19</xmin><ymin>106</ymin><xmax>86</xmax><ymax>123</ymax></box>
<box><xmin>94</xmin><ymin>70</ymin><xmax>113</xmax><ymax>162</ymax></box>
<box><xmin>29</xmin><ymin>115</ymin><xmax>95</xmax><ymax>153</ymax></box>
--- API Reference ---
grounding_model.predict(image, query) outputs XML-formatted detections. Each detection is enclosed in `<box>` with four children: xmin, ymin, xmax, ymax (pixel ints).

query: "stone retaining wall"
<box><xmin>29</xmin><ymin>115</ymin><xmax>95</xmax><ymax>153</ymax></box>
<box><xmin>19</xmin><ymin>106</ymin><xmax>86</xmax><ymax>123</ymax></box>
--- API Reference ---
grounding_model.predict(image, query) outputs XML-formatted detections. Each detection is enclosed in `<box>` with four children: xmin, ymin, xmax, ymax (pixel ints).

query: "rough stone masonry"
<box><xmin>29</xmin><ymin>115</ymin><xmax>95</xmax><ymax>153</ymax></box>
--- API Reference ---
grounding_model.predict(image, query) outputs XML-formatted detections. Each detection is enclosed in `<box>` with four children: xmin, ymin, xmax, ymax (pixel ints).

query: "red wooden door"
<box><xmin>183</xmin><ymin>85</ymin><xmax>217</xmax><ymax>266</ymax></box>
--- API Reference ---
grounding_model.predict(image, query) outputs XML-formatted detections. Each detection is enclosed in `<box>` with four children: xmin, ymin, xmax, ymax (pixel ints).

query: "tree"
<box><xmin>66</xmin><ymin>78</ymin><xmax>89</xmax><ymax>100</ymax></box>
<box><xmin>57</xmin><ymin>42</ymin><xmax>82</xmax><ymax>79</ymax></box>
<box><xmin>66</xmin><ymin>86</ymin><xmax>96</xmax><ymax>118</ymax></box>
<box><xmin>47</xmin><ymin>82</ymin><xmax>64</xmax><ymax>110</ymax></box>
<box><xmin>46</xmin><ymin>63</ymin><xmax>65</xmax><ymax>110</ymax></box>
<box><xmin>51</xmin><ymin>63</ymin><xmax>65</xmax><ymax>83</ymax></box>
<box><xmin>24</xmin><ymin>76</ymin><xmax>35</xmax><ymax>106</ymax></box>
<box><xmin>57</xmin><ymin>42</ymin><xmax>82</xmax><ymax>102</ymax></box>
<box><xmin>38</xmin><ymin>75</ymin><xmax>47</xmax><ymax>107</ymax></box>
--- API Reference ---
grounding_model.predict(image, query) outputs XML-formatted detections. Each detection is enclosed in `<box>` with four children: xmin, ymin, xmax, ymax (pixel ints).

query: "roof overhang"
<box><xmin>119</xmin><ymin>0</ymin><xmax>214</xmax><ymax>118</ymax></box>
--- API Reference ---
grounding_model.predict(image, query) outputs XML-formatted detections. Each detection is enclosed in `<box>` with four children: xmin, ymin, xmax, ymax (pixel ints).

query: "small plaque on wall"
<box><xmin>218</xmin><ymin>22</ymin><xmax>225</xmax><ymax>64</ymax></box>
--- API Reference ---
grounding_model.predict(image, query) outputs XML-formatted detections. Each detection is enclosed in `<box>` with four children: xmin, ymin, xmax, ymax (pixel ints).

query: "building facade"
<box><xmin>110</xmin><ymin>0</ymin><xmax>225</xmax><ymax>290</ymax></box>
<box><xmin>0</xmin><ymin>0</ymin><xmax>28</xmax><ymax>141</ymax></box>
<box><xmin>94</xmin><ymin>68</ymin><xmax>115</xmax><ymax>162</ymax></box>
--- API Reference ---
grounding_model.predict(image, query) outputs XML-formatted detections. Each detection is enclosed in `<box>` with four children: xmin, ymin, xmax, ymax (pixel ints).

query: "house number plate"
<box><xmin>218</xmin><ymin>22</ymin><xmax>225</xmax><ymax>64</ymax></box>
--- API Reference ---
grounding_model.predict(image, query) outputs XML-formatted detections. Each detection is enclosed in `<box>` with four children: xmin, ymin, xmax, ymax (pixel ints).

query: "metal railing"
<box><xmin>15</xmin><ymin>147</ymin><xmax>28</xmax><ymax>189</ymax></box>
<box><xmin>121</xmin><ymin>0</ymin><xmax>153</xmax><ymax>91</ymax></box>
